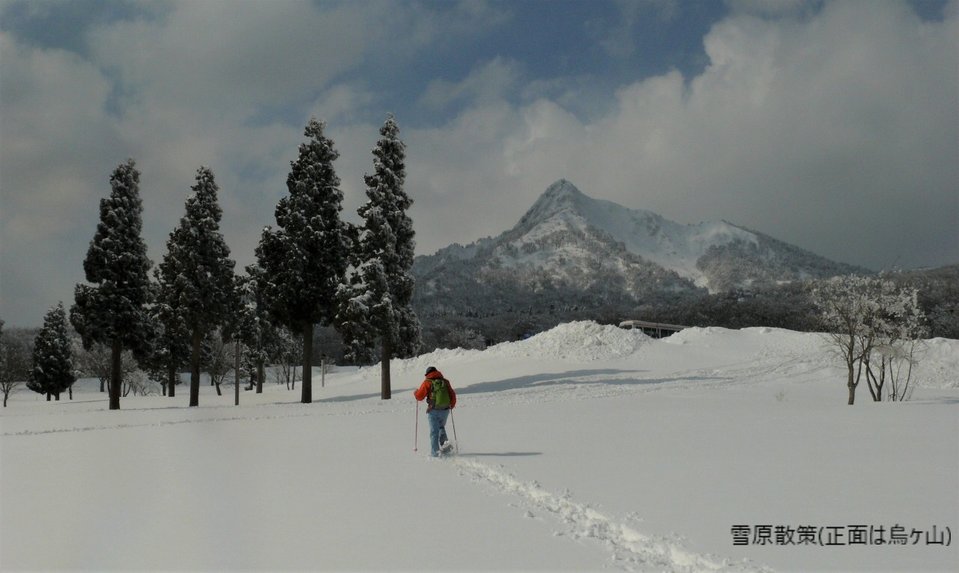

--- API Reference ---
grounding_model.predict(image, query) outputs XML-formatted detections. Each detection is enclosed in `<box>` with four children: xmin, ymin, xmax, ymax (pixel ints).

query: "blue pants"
<box><xmin>428</xmin><ymin>409</ymin><xmax>450</xmax><ymax>456</ymax></box>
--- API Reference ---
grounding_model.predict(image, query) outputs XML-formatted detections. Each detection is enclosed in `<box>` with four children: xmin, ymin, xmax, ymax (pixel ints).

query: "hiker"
<box><xmin>414</xmin><ymin>366</ymin><xmax>457</xmax><ymax>457</ymax></box>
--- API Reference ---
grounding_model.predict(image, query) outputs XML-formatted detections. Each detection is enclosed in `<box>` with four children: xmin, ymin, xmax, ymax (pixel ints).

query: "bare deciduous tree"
<box><xmin>812</xmin><ymin>275</ymin><xmax>928</xmax><ymax>404</ymax></box>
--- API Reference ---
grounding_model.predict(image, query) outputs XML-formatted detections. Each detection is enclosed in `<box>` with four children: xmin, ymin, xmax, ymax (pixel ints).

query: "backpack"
<box><xmin>429</xmin><ymin>378</ymin><xmax>451</xmax><ymax>409</ymax></box>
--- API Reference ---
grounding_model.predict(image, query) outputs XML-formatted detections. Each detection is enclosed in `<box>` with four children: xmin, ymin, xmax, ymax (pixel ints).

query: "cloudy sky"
<box><xmin>1</xmin><ymin>0</ymin><xmax>956</xmax><ymax>326</ymax></box>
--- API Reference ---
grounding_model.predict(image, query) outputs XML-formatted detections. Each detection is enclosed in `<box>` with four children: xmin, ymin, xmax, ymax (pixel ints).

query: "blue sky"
<box><xmin>1</xmin><ymin>0</ymin><xmax>957</xmax><ymax>326</ymax></box>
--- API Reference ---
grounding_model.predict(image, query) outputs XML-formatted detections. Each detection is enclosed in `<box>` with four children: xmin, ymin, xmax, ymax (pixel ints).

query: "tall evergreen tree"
<box><xmin>220</xmin><ymin>273</ymin><xmax>255</xmax><ymax>405</ymax></box>
<box><xmin>28</xmin><ymin>303</ymin><xmax>75</xmax><ymax>401</ymax></box>
<box><xmin>257</xmin><ymin>118</ymin><xmax>351</xmax><ymax>404</ymax></box>
<box><xmin>156</xmin><ymin>166</ymin><xmax>236</xmax><ymax>407</ymax></box>
<box><xmin>71</xmin><ymin>159</ymin><xmax>153</xmax><ymax>410</ymax></box>
<box><xmin>142</xmin><ymin>284</ymin><xmax>190</xmax><ymax>398</ymax></box>
<box><xmin>338</xmin><ymin>114</ymin><xmax>421</xmax><ymax>399</ymax></box>
<box><xmin>237</xmin><ymin>265</ymin><xmax>279</xmax><ymax>394</ymax></box>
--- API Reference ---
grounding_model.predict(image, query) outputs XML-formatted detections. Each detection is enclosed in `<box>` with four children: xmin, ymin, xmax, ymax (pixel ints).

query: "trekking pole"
<box><xmin>414</xmin><ymin>401</ymin><xmax>419</xmax><ymax>453</ymax></box>
<box><xmin>449</xmin><ymin>409</ymin><xmax>459</xmax><ymax>454</ymax></box>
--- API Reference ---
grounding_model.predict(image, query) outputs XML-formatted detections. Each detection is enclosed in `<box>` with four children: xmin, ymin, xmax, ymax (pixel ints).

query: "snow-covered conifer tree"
<box><xmin>71</xmin><ymin>159</ymin><xmax>153</xmax><ymax>410</ymax></box>
<box><xmin>257</xmin><ymin>118</ymin><xmax>351</xmax><ymax>404</ymax></box>
<box><xmin>156</xmin><ymin>166</ymin><xmax>236</xmax><ymax>407</ymax></box>
<box><xmin>220</xmin><ymin>273</ymin><xmax>260</xmax><ymax>405</ymax></box>
<box><xmin>237</xmin><ymin>265</ymin><xmax>281</xmax><ymax>394</ymax></box>
<box><xmin>28</xmin><ymin>303</ymin><xmax>75</xmax><ymax>401</ymax></box>
<box><xmin>142</xmin><ymin>282</ymin><xmax>190</xmax><ymax>398</ymax></box>
<box><xmin>338</xmin><ymin>114</ymin><xmax>421</xmax><ymax>399</ymax></box>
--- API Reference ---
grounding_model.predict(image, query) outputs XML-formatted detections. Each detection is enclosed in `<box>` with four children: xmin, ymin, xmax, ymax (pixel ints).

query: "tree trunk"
<box><xmin>168</xmin><ymin>364</ymin><xmax>176</xmax><ymax>398</ymax></box>
<box><xmin>301</xmin><ymin>322</ymin><xmax>313</xmax><ymax>404</ymax></box>
<box><xmin>68</xmin><ymin>384</ymin><xmax>73</xmax><ymax>400</ymax></box>
<box><xmin>235</xmin><ymin>339</ymin><xmax>240</xmax><ymax>406</ymax></box>
<box><xmin>256</xmin><ymin>361</ymin><xmax>264</xmax><ymax>394</ymax></box>
<box><xmin>100</xmin><ymin>379</ymin><xmax>106</xmax><ymax>393</ymax></box>
<box><xmin>876</xmin><ymin>356</ymin><xmax>886</xmax><ymax>401</ymax></box>
<box><xmin>189</xmin><ymin>329</ymin><xmax>202</xmax><ymax>407</ymax></box>
<box><xmin>110</xmin><ymin>338</ymin><xmax>122</xmax><ymax>410</ymax></box>
<box><xmin>46</xmin><ymin>393</ymin><xmax>51</xmax><ymax>402</ymax></box>
<box><xmin>381</xmin><ymin>336</ymin><xmax>392</xmax><ymax>400</ymax></box>
<box><xmin>846</xmin><ymin>356</ymin><xmax>856</xmax><ymax>406</ymax></box>
<box><xmin>865</xmin><ymin>359</ymin><xmax>880</xmax><ymax>402</ymax></box>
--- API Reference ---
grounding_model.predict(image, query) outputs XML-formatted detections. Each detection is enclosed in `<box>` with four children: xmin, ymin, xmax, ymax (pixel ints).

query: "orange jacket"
<box><xmin>413</xmin><ymin>370</ymin><xmax>456</xmax><ymax>410</ymax></box>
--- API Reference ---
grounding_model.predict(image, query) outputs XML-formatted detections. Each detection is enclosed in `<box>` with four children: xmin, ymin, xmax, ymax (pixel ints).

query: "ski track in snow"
<box><xmin>453</xmin><ymin>457</ymin><xmax>771</xmax><ymax>573</ymax></box>
<box><xmin>1</xmin><ymin>411</ymin><xmax>309</xmax><ymax>437</ymax></box>
<box><xmin>0</xmin><ymin>404</ymin><xmax>387</xmax><ymax>437</ymax></box>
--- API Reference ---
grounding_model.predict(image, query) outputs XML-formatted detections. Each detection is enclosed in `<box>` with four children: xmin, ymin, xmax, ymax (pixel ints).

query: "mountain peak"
<box><xmin>543</xmin><ymin>178</ymin><xmax>583</xmax><ymax>198</ymax></box>
<box><xmin>518</xmin><ymin>179</ymin><xmax>589</xmax><ymax>228</ymax></box>
<box><xmin>416</xmin><ymin>180</ymin><xmax>863</xmax><ymax>296</ymax></box>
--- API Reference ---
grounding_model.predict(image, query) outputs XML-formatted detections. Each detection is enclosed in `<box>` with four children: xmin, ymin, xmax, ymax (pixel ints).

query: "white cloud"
<box><xmin>88</xmin><ymin>1</ymin><xmax>378</xmax><ymax>119</ymax></box>
<box><xmin>420</xmin><ymin>57</ymin><xmax>522</xmax><ymax>111</ymax></box>
<box><xmin>0</xmin><ymin>32</ymin><xmax>128</xmax><ymax>325</ymax></box>
<box><xmin>1</xmin><ymin>0</ymin><xmax>955</xmax><ymax>326</ymax></box>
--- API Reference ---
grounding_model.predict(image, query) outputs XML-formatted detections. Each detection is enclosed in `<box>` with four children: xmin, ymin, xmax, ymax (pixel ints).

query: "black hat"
<box><xmin>425</xmin><ymin>366</ymin><xmax>437</xmax><ymax>375</ymax></box>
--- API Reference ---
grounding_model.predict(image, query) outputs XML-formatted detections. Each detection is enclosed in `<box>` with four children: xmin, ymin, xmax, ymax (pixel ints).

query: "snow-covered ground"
<box><xmin>2</xmin><ymin>322</ymin><xmax>957</xmax><ymax>572</ymax></box>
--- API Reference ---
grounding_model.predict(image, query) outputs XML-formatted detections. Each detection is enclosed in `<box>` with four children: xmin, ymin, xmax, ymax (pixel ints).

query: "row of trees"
<box><xmin>60</xmin><ymin>115</ymin><xmax>420</xmax><ymax>410</ymax></box>
<box><xmin>0</xmin><ymin>315</ymin><xmax>313</xmax><ymax>407</ymax></box>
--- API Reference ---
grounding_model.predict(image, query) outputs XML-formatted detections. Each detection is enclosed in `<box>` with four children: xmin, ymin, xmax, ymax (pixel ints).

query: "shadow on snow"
<box><xmin>316</xmin><ymin>369</ymin><xmax>729</xmax><ymax>404</ymax></box>
<box><xmin>456</xmin><ymin>369</ymin><xmax>727</xmax><ymax>395</ymax></box>
<box><xmin>457</xmin><ymin>451</ymin><xmax>542</xmax><ymax>457</ymax></box>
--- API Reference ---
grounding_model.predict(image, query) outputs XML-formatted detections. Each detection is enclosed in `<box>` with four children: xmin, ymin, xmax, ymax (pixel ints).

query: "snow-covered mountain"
<box><xmin>414</xmin><ymin>180</ymin><xmax>864</xmax><ymax>307</ymax></box>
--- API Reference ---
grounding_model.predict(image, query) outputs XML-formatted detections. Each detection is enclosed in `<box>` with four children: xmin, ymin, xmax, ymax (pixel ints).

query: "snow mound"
<box><xmin>390</xmin><ymin>322</ymin><xmax>649</xmax><ymax>381</ymax></box>
<box><xmin>488</xmin><ymin>321</ymin><xmax>650</xmax><ymax>362</ymax></box>
<box><xmin>916</xmin><ymin>338</ymin><xmax>959</xmax><ymax>389</ymax></box>
<box><xmin>379</xmin><ymin>346</ymin><xmax>482</xmax><ymax>384</ymax></box>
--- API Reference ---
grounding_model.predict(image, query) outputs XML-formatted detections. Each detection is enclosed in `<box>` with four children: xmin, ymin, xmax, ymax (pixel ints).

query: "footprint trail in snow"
<box><xmin>453</xmin><ymin>457</ymin><xmax>772</xmax><ymax>572</ymax></box>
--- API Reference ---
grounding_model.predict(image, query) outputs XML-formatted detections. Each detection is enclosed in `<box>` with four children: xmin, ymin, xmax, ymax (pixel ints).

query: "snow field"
<box><xmin>2</xmin><ymin>321</ymin><xmax>957</xmax><ymax>571</ymax></box>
